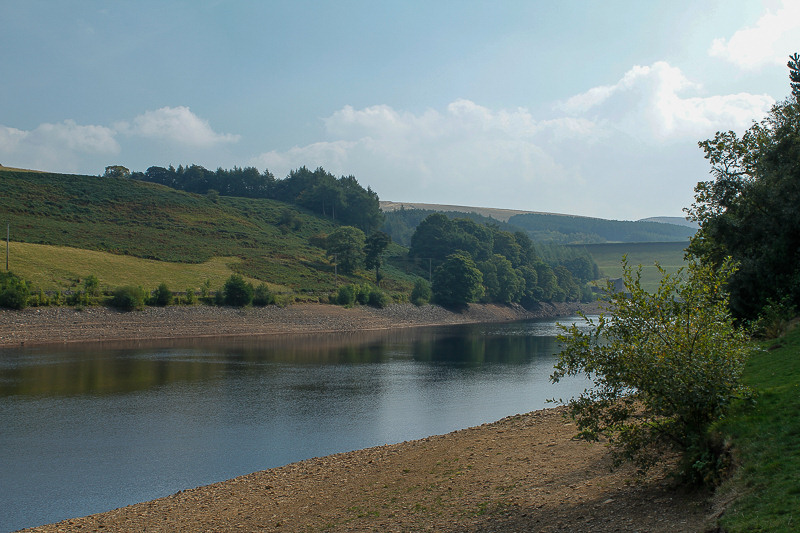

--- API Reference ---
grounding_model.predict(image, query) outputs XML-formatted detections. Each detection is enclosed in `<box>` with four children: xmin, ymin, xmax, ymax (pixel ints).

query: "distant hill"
<box><xmin>381</xmin><ymin>201</ymin><xmax>696</xmax><ymax>244</ymax></box>
<box><xmin>639</xmin><ymin>216</ymin><xmax>699</xmax><ymax>229</ymax></box>
<box><xmin>0</xmin><ymin>169</ymin><xmax>345</xmax><ymax>292</ymax></box>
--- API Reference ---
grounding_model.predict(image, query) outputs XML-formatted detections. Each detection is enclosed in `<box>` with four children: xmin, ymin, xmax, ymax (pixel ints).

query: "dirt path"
<box><xmin>19</xmin><ymin>408</ymin><xmax>712</xmax><ymax>532</ymax></box>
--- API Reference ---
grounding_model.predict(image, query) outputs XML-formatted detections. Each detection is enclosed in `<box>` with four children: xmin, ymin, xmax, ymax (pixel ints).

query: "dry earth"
<box><xmin>4</xmin><ymin>302</ymin><xmax>716</xmax><ymax>532</ymax></box>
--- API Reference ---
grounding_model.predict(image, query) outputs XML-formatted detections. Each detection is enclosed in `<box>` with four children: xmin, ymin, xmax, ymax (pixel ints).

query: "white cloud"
<box><xmin>0</xmin><ymin>120</ymin><xmax>119</xmax><ymax>172</ymax></box>
<box><xmin>709</xmin><ymin>0</ymin><xmax>800</xmax><ymax>69</ymax></box>
<box><xmin>116</xmin><ymin>106</ymin><xmax>240</xmax><ymax>147</ymax></box>
<box><xmin>249</xmin><ymin>61</ymin><xmax>776</xmax><ymax>219</ymax></box>
<box><xmin>559</xmin><ymin>61</ymin><xmax>774</xmax><ymax>139</ymax></box>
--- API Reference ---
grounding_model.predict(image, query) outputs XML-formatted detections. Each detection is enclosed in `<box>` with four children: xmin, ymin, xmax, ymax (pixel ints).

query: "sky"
<box><xmin>1</xmin><ymin>1</ymin><xmax>799</xmax><ymax>220</ymax></box>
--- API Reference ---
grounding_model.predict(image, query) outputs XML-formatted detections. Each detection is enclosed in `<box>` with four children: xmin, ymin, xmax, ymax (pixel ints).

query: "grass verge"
<box><xmin>714</xmin><ymin>324</ymin><xmax>800</xmax><ymax>532</ymax></box>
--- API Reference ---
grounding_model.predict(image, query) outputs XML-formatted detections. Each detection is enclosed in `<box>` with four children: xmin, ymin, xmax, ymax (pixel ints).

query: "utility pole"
<box><xmin>6</xmin><ymin>223</ymin><xmax>8</xmax><ymax>271</ymax></box>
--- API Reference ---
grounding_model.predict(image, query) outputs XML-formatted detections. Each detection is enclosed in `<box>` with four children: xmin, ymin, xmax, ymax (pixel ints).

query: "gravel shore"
<box><xmin>0</xmin><ymin>301</ymin><xmax>598</xmax><ymax>348</ymax></box>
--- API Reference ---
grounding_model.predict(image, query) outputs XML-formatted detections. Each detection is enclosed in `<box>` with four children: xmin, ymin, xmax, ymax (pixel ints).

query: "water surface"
<box><xmin>0</xmin><ymin>317</ymin><xmax>590</xmax><ymax>532</ymax></box>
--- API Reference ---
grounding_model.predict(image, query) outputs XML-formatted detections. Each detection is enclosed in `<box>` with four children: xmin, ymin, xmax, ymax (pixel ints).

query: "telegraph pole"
<box><xmin>5</xmin><ymin>223</ymin><xmax>8</xmax><ymax>271</ymax></box>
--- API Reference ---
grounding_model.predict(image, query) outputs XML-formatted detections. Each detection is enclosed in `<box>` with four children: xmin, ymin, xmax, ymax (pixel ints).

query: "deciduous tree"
<box><xmin>552</xmin><ymin>259</ymin><xmax>751</xmax><ymax>483</ymax></box>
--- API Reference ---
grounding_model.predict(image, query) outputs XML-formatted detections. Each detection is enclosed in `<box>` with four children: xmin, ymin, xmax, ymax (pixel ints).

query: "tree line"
<box><xmin>407</xmin><ymin>213</ymin><xmax>598</xmax><ymax>307</ymax></box>
<box><xmin>126</xmin><ymin>164</ymin><xmax>384</xmax><ymax>234</ymax></box>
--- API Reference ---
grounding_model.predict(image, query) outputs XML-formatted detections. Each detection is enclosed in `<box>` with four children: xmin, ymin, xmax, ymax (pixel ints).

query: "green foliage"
<box><xmin>687</xmin><ymin>57</ymin><xmax>800</xmax><ymax>320</ymax></box>
<box><xmin>110</xmin><ymin>285</ymin><xmax>147</xmax><ymax>311</ymax></box>
<box><xmin>134</xmin><ymin>164</ymin><xmax>384</xmax><ymax>233</ymax></box>
<box><xmin>364</xmin><ymin>231</ymin><xmax>391</xmax><ymax>283</ymax></box>
<box><xmin>552</xmin><ymin>258</ymin><xmax>751</xmax><ymax>483</ymax></box>
<box><xmin>0</xmin><ymin>271</ymin><xmax>31</xmax><ymax>309</ymax></box>
<box><xmin>326</xmin><ymin>226</ymin><xmax>366</xmax><ymax>274</ymax></box>
<box><xmin>222</xmin><ymin>274</ymin><xmax>254</xmax><ymax>307</ymax></box>
<box><xmin>408</xmin><ymin>213</ymin><xmax>599</xmax><ymax>306</ymax></box>
<box><xmin>103</xmin><ymin>165</ymin><xmax>130</xmax><ymax>178</ymax></box>
<box><xmin>252</xmin><ymin>283</ymin><xmax>275</xmax><ymax>306</ymax></box>
<box><xmin>715</xmin><ymin>324</ymin><xmax>800</xmax><ymax>532</ymax></box>
<box><xmin>410</xmin><ymin>278</ymin><xmax>432</xmax><ymax>306</ymax></box>
<box><xmin>367</xmin><ymin>289</ymin><xmax>389</xmax><ymax>308</ymax></box>
<box><xmin>336</xmin><ymin>284</ymin><xmax>356</xmax><ymax>306</ymax></box>
<box><xmin>752</xmin><ymin>297</ymin><xmax>796</xmax><ymax>339</ymax></box>
<box><xmin>184</xmin><ymin>287</ymin><xmax>197</xmax><ymax>305</ymax></box>
<box><xmin>151</xmin><ymin>282</ymin><xmax>172</xmax><ymax>306</ymax></box>
<box><xmin>83</xmin><ymin>275</ymin><xmax>100</xmax><ymax>297</ymax></box>
<box><xmin>432</xmin><ymin>253</ymin><xmax>484</xmax><ymax>308</ymax></box>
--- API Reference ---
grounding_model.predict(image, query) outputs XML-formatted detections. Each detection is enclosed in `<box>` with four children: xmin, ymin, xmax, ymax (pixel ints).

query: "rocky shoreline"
<box><xmin>0</xmin><ymin>301</ymin><xmax>599</xmax><ymax>348</ymax></box>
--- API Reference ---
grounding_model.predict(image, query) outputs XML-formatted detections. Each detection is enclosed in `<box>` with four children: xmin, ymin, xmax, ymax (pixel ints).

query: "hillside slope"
<box><xmin>0</xmin><ymin>170</ymin><xmax>340</xmax><ymax>292</ymax></box>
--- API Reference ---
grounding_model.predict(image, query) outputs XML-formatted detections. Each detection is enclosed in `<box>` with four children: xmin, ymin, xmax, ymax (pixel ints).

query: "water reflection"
<box><xmin>0</xmin><ymin>323</ymin><xmax>571</xmax><ymax>397</ymax></box>
<box><xmin>0</xmin><ymin>317</ymin><xmax>592</xmax><ymax>533</ymax></box>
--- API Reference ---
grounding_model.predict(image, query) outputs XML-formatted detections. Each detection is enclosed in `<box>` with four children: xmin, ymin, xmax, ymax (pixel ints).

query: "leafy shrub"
<box><xmin>368</xmin><ymin>289</ymin><xmax>389</xmax><ymax>308</ymax></box>
<box><xmin>552</xmin><ymin>259</ymin><xmax>751</xmax><ymax>484</ymax></box>
<box><xmin>151</xmin><ymin>282</ymin><xmax>172</xmax><ymax>306</ymax></box>
<box><xmin>355</xmin><ymin>284</ymin><xmax>369</xmax><ymax>305</ymax></box>
<box><xmin>110</xmin><ymin>285</ymin><xmax>147</xmax><ymax>311</ymax></box>
<box><xmin>0</xmin><ymin>271</ymin><xmax>31</xmax><ymax>309</ymax></box>
<box><xmin>252</xmin><ymin>283</ymin><xmax>274</xmax><ymax>306</ymax></box>
<box><xmin>336</xmin><ymin>284</ymin><xmax>356</xmax><ymax>306</ymax></box>
<box><xmin>84</xmin><ymin>275</ymin><xmax>100</xmax><ymax>297</ymax></box>
<box><xmin>410</xmin><ymin>278</ymin><xmax>432</xmax><ymax>306</ymax></box>
<box><xmin>222</xmin><ymin>274</ymin><xmax>253</xmax><ymax>307</ymax></box>
<box><xmin>753</xmin><ymin>297</ymin><xmax>796</xmax><ymax>338</ymax></box>
<box><xmin>184</xmin><ymin>288</ymin><xmax>196</xmax><ymax>305</ymax></box>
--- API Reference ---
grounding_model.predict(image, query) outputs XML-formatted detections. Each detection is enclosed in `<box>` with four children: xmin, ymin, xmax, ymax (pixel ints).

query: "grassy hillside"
<box><xmin>715</xmin><ymin>324</ymin><xmax>800</xmax><ymax>532</ymax></box>
<box><xmin>574</xmin><ymin>241</ymin><xmax>688</xmax><ymax>291</ymax></box>
<box><xmin>0</xmin><ymin>170</ymin><xmax>356</xmax><ymax>294</ymax></box>
<box><xmin>6</xmin><ymin>242</ymin><xmax>268</xmax><ymax>293</ymax></box>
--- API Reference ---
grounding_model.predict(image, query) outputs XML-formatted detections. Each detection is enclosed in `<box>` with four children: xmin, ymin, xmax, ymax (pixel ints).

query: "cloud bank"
<box><xmin>115</xmin><ymin>106</ymin><xmax>240</xmax><ymax>147</ymax></box>
<box><xmin>251</xmin><ymin>61</ymin><xmax>774</xmax><ymax>217</ymax></box>
<box><xmin>0</xmin><ymin>107</ymin><xmax>238</xmax><ymax>173</ymax></box>
<box><xmin>709</xmin><ymin>0</ymin><xmax>800</xmax><ymax>69</ymax></box>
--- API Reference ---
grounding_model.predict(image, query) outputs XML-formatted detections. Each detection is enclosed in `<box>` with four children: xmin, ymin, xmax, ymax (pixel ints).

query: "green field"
<box><xmin>5</xmin><ymin>242</ymin><xmax>274</xmax><ymax>293</ymax></box>
<box><xmin>573</xmin><ymin>241</ymin><xmax>689</xmax><ymax>291</ymax></box>
<box><xmin>715</xmin><ymin>325</ymin><xmax>800</xmax><ymax>532</ymax></box>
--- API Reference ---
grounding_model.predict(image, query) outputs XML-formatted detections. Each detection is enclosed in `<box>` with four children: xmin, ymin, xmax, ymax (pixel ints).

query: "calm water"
<box><xmin>0</xmin><ymin>317</ymin><xmax>590</xmax><ymax>532</ymax></box>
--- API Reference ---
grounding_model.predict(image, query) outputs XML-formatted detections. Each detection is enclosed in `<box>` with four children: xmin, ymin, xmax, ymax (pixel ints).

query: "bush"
<box><xmin>185</xmin><ymin>288</ymin><xmax>197</xmax><ymax>305</ymax></box>
<box><xmin>151</xmin><ymin>282</ymin><xmax>172</xmax><ymax>306</ymax></box>
<box><xmin>410</xmin><ymin>278</ymin><xmax>432</xmax><ymax>306</ymax></box>
<box><xmin>336</xmin><ymin>284</ymin><xmax>356</xmax><ymax>306</ymax></box>
<box><xmin>84</xmin><ymin>275</ymin><xmax>100</xmax><ymax>297</ymax></box>
<box><xmin>252</xmin><ymin>283</ymin><xmax>274</xmax><ymax>306</ymax></box>
<box><xmin>355</xmin><ymin>284</ymin><xmax>369</xmax><ymax>305</ymax></box>
<box><xmin>110</xmin><ymin>285</ymin><xmax>147</xmax><ymax>311</ymax></box>
<box><xmin>552</xmin><ymin>259</ymin><xmax>751</xmax><ymax>484</ymax></box>
<box><xmin>0</xmin><ymin>271</ymin><xmax>31</xmax><ymax>309</ymax></box>
<box><xmin>222</xmin><ymin>274</ymin><xmax>254</xmax><ymax>307</ymax></box>
<box><xmin>368</xmin><ymin>289</ymin><xmax>389</xmax><ymax>308</ymax></box>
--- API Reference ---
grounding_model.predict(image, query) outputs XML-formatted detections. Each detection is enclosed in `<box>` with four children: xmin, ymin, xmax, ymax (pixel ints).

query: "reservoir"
<box><xmin>0</xmin><ymin>316</ymin><xmax>590</xmax><ymax>532</ymax></box>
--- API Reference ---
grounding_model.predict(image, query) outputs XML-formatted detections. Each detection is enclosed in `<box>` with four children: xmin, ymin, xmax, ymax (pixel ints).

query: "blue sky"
<box><xmin>1</xmin><ymin>1</ymin><xmax>798</xmax><ymax>219</ymax></box>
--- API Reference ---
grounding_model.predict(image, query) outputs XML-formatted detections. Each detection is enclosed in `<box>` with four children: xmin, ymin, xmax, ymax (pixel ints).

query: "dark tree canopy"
<box><xmin>687</xmin><ymin>55</ymin><xmax>800</xmax><ymax>320</ymax></box>
<box><xmin>131</xmin><ymin>164</ymin><xmax>383</xmax><ymax>233</ymax></box>
<box><xmin>432</xmin><ymin>252</ymin><xmax>484</xmax><ymax>308</ymax></box>
<box><xmin>408</xmin><ymin>213</ymin><xmax>598</xmax><ymax>306</ymax></box>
